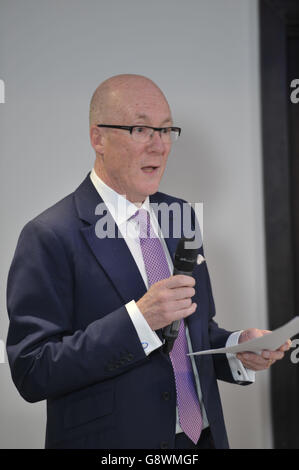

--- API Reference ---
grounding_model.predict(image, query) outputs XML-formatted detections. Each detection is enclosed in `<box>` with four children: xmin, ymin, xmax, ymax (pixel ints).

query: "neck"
<box><xmin>92</xmin><ymin>165</ymin><xmax>145</xmax><ymax>207</ymax></box>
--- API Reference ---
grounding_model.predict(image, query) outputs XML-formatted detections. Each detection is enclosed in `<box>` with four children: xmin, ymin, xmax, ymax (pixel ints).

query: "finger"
<box><xmin>237</xmin><ymin>350</ymin><xmax>282</xmax><ymax>369</ymax></box>
<box><xmin>172</xmin><ymin>297</ymin><xmax>193</xmax><ymax>311</ymax></box>
<box><xmin>175</xmin><ymin>302</ymin><xmax>197</xmax><ymax>319</ymax></box>
<box><xmin>237</xmin><ymin>356</ymin><xmax>265</xmax><ymax>370</ymax></box>
<box><xmin>172</xmin><ymin>286</ymin><xmax>196</xmax><ymax>301</ymax></box>
<box><xmin>237</xmin><ymin>352</ymin><xmax>264</xmax><ymax>364</ymax></box>
<box><xmin>241</xmin><ymin>358</ymin><xmax>276</xmax><ymax>370</ymax></box>
<box><xmin>278</xmin><ymin>339</ymin><xmax>292</xmax><ymax>352</ymax></box>
<box><xmin>165</xmin><ymin>275</ymin><xmax>196</xmax><ymax>289</ymax></box>
<box><xmin>236</xmin><ymin>353</ymin><xmax>276</xmax><ymax>371</ymax></box>
<box><xmin>239</xmin><ymin>360</ymin><xmax>264</xmax><ymax>371</ymax></box>
<box><xmin>237</xmin><ymin>352</ymin><xmax>271</xmax><ymax>367</ymax></box>
<box><xmin>261</xmin><ymin>350</ymin><xmax>284</xmax><ymax>361</ymax></box>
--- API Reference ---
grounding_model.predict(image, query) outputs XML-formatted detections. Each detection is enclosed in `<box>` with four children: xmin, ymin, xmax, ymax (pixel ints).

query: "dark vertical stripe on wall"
<box><xmin>259</xmin><ymin>0</ymin><xmax>299</xmax><ymax>449</ymax></box>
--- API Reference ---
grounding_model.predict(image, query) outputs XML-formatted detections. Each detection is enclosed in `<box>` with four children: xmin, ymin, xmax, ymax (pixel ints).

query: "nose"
<box><xmin>147</xmin><ymin>129</ymin><xmax>166</xmax><ymax>152</ymax></box>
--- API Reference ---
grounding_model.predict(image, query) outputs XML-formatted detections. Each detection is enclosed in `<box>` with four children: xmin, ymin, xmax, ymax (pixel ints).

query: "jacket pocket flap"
<box><xmin>64</xmin><ymin>387</ymin><xmax>114</xmax><ymax>429</ymax></box>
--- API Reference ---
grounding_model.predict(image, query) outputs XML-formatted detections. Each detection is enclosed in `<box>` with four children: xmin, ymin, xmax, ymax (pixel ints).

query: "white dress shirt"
<box><xmin>90</xmin><ymin>168</ymin><xmax>255</xmax><ymax>433</ymax></box>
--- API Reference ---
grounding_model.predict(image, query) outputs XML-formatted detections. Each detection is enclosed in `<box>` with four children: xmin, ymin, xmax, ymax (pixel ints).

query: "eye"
<box><xmin>135</xmin><ymin>127</ymin><xmax>147</xmax><ymax>133</ymax></box>
<box><xmin>161</xmin><ymin>128</ymin><xmax>170</xmax><ymax>134</ymax></box>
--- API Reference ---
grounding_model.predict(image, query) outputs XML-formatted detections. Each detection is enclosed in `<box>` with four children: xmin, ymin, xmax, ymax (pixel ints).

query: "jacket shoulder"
<box><xmin>27</xmin><ymin>192</ymin><xmax>77</xmax><ymax>234</ymax></box>
<box><xmin>151</xmin><ymin>191</ymin><xmax>188</xmax><ymax>205</ymax></box>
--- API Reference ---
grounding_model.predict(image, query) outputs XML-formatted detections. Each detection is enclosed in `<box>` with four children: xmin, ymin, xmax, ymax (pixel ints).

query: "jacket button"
<box><xmin>126</xmin><ymin>353</ymin><xmax>134</xmax><ymax>362</ymax></box>
<box><xmin>160</xmin><ymin>441</ymin><xmax>169</xmax><ymax>449</ymax></box>
<box><xmin>162</xmin><ymin>391</ymin><xmax>170</xmax><ymax>401</ymax></box>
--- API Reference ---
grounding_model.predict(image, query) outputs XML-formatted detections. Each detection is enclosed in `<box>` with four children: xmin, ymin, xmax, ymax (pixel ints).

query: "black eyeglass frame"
<box><xmin>97</xmin><ymin>124</ymin><xmax>181</xmax><ymax>139</ymax></box>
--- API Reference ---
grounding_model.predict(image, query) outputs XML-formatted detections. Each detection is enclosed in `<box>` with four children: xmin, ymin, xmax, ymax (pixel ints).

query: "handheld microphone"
<box><xmin>162</xmin><ymin>237</ymin><xmax>199</xmax><ymax>353</ymax></box>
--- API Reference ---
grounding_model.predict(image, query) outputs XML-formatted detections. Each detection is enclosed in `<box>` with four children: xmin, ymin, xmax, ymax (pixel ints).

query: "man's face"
<box><xmin>95</xmin><ymin>86</ymin><xmax>173</xmax><ymax>203</ymax></box>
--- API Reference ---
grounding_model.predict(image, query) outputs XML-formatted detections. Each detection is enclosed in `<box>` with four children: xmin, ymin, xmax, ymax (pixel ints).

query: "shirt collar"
<box><xmin>90</xmin><ymin>168</ymin><xmax>151</xmax><ymax>225</ymax></box>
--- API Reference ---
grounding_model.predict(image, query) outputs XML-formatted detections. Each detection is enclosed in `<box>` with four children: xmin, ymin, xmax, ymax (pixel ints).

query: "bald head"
<box><xmin>89</xmin><ymin>74</ymin><xmax>174</xmax><ymax>203</ymax></box>
<box><xmin>89</xmin><ymin>74</ymin><xmax>171</xmax><ymax>127</ymax></box>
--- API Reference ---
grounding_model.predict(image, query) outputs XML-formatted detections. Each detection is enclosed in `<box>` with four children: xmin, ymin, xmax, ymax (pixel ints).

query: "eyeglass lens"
<box><xmin>132</xmin><ymin>127</ymin><xmax>179</xmax><ymax>143</ymax></box>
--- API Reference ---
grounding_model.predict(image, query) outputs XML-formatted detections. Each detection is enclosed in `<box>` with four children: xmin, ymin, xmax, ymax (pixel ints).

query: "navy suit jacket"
<box><xmin>6</xmin><ymin>174</ymin><xmax>237</xmax><ymax>449</ymax></box>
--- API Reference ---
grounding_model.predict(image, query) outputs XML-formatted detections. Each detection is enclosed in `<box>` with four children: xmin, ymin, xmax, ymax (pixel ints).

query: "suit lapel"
<box><xmin>74</xmin><ymin>174</ymin><xmax>147</xmax><ymax>304</ymax></box>
<box><xmin>149</xmin><ymin>193</ymin><xmax>178</xmax><ymax>262</ymax></box>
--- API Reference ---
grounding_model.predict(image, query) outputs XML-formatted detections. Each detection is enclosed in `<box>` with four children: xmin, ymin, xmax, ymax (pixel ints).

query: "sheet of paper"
<box><xmin>188</xmin><ymin>316</ymin><xmax>299</xmax><ymax>356</ymax></box>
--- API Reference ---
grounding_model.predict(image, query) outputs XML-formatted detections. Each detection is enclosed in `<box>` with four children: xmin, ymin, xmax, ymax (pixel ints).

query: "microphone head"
<box><xmin>174</xmin><ymin>237</ymin><xmax>198</xmax><ymax>273</ymax></box>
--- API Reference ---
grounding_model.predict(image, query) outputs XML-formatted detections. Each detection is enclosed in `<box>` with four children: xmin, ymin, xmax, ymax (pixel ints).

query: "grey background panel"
<box><xmin>0</xmin><ymin>0</ymin><xmax>269</xmax><ymax>448</ymax></box>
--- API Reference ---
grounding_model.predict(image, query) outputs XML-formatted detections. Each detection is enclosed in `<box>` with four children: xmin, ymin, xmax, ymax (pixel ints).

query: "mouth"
<box><xmin>141</xmin><ymin>165</ymin><xmax>160</xmax><ymax>174</ymax></box>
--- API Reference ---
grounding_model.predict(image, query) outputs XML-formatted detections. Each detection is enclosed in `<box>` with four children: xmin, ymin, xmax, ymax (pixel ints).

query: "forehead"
<box><xmin>113</xmin><ymin>86</ymin><xmax>172</xmax><ymax>124</ymax></box>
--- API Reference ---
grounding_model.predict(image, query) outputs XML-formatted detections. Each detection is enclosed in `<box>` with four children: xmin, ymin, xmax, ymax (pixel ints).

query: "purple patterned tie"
<box><xmin>133</xmin><ymin>208</ymin><xmax>203</xmax><ymax>444</ymax></box>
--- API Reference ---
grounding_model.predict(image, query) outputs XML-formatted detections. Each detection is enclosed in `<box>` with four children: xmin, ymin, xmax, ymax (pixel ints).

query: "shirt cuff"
<box><xmin>226</xmin><ymin>331</ymin><xmax>255</xmax><ymax>383</ymax></box>
<box><xmin>126</xmin><ymin>300</ymin><xmax>163</xmax><ymax>356</ymax></box>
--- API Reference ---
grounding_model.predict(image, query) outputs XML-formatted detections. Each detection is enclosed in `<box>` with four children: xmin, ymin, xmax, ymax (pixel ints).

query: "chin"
<box><xmin>131</xmin><ymin>180</ymin><xmax>161</xmax><ymax>202</ymax></box>
<box><xmin>144</xmin><ymin>183</ymin><xmax>160</xmax><ymax>197</ymax></box>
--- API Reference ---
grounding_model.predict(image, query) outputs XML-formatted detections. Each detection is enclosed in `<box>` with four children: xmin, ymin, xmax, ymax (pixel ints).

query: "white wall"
<box><xmin>0</xmin><ymin>0</ymin><xmax>270</xmax><ymax>448</ymax></box>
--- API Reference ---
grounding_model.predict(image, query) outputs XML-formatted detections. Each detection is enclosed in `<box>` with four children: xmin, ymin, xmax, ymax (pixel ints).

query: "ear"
<box><xmin>90</xmin><ymin>125</ymin><xmax>105</xmax><ymax>155</ymax></box>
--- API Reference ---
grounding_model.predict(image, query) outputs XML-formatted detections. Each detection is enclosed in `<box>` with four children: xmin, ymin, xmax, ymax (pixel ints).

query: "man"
<box><xmin>6</xmin><ymin>74</ymin><xmax>290</xmax><ymax>449</ymax></box>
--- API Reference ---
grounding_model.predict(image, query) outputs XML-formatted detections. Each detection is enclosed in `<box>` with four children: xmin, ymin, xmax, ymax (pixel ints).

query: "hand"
<box><xmin>136</xmin><ymin>275</ymin><xmax>197</xmax><ymax>331</ymax></box>
<box><xmin>236</xmin><ymin>328</ymin><xmax>292</xmax><ymax>371</ymax></box>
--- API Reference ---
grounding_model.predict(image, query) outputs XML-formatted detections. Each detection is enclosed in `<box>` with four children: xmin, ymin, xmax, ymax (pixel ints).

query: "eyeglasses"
<box><xmin>97</xmin><ymin>124</ymin><xmax>181</xmax><ymax>143</ymax></box>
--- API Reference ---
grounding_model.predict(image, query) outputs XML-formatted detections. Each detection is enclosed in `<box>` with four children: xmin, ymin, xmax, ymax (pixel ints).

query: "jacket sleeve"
<box><xmin>6</xmin><ymin>219</ymin><xmax>147</xmax><ymax>403</ymax></box>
